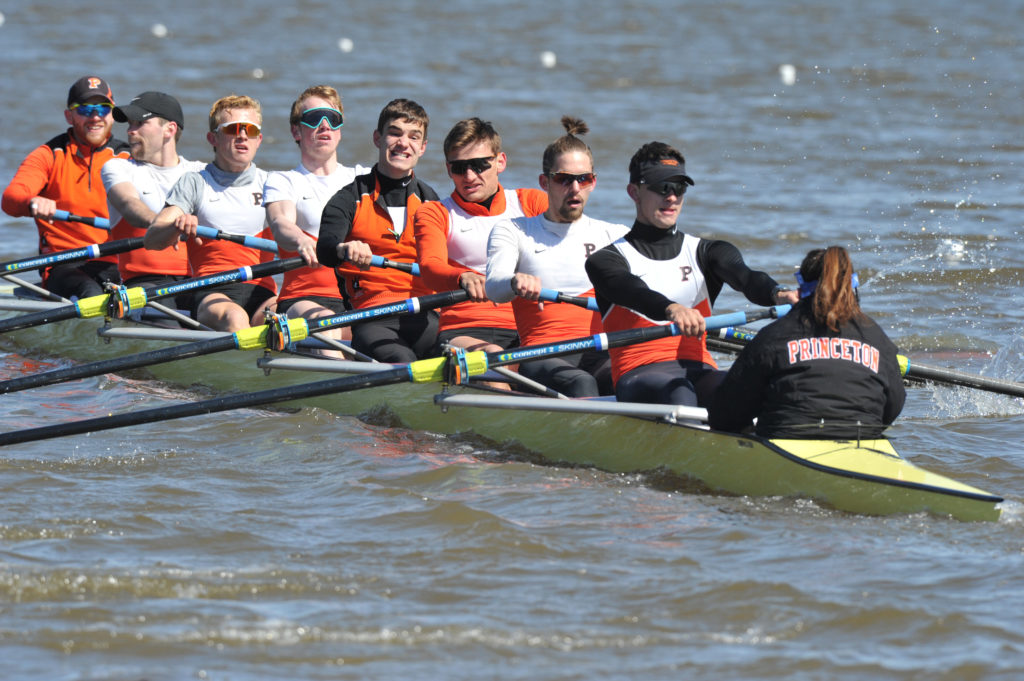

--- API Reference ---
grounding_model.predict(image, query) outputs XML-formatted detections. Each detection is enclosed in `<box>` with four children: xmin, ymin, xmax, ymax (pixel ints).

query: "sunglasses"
<box><xmin>644</xmin><ymin>180</ymin><xmax>687</xmax><ymax>197</ymax></box>
<box><xmin>548</xmin><ymin>172</ymin><xmax>597</xmax><ymax>188</ymax></box>
<box><xmin>217</xmin><ymin>121</ymin><xmax>262</xmax><ymax>137</ymax></box>
<box><xmin>70</xmin><ymin>103</ymin><xmax>112</xmax><ymax>118</ymax></box>
<box><xmin>447</xmin><ymin>156</ymin><xmax>494</xmax><ymax>176</ymax></box>
<box><xmin>299</xmin><ymin>107</ymin><xmax>343</xmax><ymax>130</ymax></box>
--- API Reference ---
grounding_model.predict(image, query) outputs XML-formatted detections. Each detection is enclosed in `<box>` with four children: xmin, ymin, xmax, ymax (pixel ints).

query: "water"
<box><xmin>1</xmin><ymin>1</ymin><xmax>1024</xmax><ymax>679</ymax></box>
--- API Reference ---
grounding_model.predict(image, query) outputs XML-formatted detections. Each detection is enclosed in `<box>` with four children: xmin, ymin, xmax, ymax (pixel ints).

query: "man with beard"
<box><xmin>102</xmin><ymin>91</ymin><xmax>204</xmax><ymax>313</ymax></box>
<box><xmin>485</xmin><ymin>116</ymin><xmax>627</xmax><ymax>397</ymax></box>
<box><xmin>2</xmin><ymin>76</ymin><xmax>129</xmax><ymax>299</ymax></box>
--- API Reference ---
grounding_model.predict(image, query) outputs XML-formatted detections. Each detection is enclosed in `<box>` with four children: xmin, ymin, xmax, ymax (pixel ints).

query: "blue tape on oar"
<box><xmin>53</xmin><ymin>209</ymin><xmax>111</xmax><ymax>230</ymax></box>
<box><xmin>538</xmin><ymin>288</ymin><xmax>599</xmax><ymax>311</ymax></box>
<box><xmin>194</xmin><ymin>226</ymin><xmax>279</xmax><ymax>253</ymax></box>
<box><xmin>369</xmin><ymin>255</ymin><xmax>420</xmax><ymax>276</ymax></box>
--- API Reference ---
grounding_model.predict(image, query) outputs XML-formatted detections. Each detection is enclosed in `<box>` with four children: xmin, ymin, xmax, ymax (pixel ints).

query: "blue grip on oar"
<box><xmin>369</xmin><ymin>255</ymin><xmax>420</xmax><ymax>276</ymax></box>
<box><xmin>538</xmin><ymin>289</ymin><xmax>600</xmax><ymax>311</ymax></box>
<box><xmin>705</xmin><ymin>310</ymin><xmax>750</xmax><ymax>330</ymax></box>
<box><xmin>53</xmin><ymin>209</ymin><xmax>111</xmax><ymax>230</ymax></box>
<box><xmin>194</xmin><ymin>226</ymin><xmax>279</xmax><ymax>253</ymax></box>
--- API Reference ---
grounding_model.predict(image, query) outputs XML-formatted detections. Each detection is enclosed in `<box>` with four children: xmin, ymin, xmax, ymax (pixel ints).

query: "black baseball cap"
<box><xmin>630</xmin><ymin>158</ymin><xmax>695</xmax><ymax>187</ymax></box>
<box><xmin>113</xmin><ymin>91</ymin><xmax>185</xmax><ymax>128</ymax></box>
<box><xmin>67</xmin><ymin>76</ymin><xmax>114</xmax><ymax>106</ymax></box>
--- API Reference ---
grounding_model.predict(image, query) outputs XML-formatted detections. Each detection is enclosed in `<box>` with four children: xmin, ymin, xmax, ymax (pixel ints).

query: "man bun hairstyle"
<box><xmin>542</xmin><ymin>115</ymin><xmax>593</xmax><ymax>175</ymax></box>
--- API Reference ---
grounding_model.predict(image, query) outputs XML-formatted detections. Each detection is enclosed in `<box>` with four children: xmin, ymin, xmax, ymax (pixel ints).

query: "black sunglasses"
<box><xmin>447</xmin><ymin>156</ymin><xmax>494</xmax><ymax>175</ymax></box>
<box><xmin>645</xmin><ymin>180</ymin><xmax>687</xmax><ymax>197</ymax></box>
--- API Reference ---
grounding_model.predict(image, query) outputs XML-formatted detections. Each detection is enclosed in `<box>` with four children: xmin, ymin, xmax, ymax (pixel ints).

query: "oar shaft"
<box><xmin>488</xmin><ymin>306</ymin><xmax>789</xmax><ymax>369</ymax></box>
<box><xmin>0</xmin><ymin>367</ymin><xmax>411</xmax><ymax>447</ymax></box>
<box><xmin>0</xmin><ymin>257</ymin><xmax>305</xmax><ymax>334</ymax></box>
<box><xmin>308</xmin><ymin>289</ymin><xmax>469</xmax><ymax>334</ymax></box>
<box><xmin>0</xmin><ymin>334</ymin><xmax>239</xmax><ymax>395</ymax></box>
<box><xmin>140</xmin><ymin>257</ymin><xmax>304</xmax><ymax>302</ymax></box>
<box><xmin>1</xmin><ymin>237</ymin><xmax>146</xmax><ymax>275</ymax></box>
<box><xmin>900</xmin><ymin>359</ymin><xmax>1024</xmax><ymax>399</ymax></box>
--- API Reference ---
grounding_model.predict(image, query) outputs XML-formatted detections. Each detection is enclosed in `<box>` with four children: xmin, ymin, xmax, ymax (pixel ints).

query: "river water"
<box><xmin>1</xmin><ymin>1</ymin><xmax>1023</xmax><ymax>679</ymax></box>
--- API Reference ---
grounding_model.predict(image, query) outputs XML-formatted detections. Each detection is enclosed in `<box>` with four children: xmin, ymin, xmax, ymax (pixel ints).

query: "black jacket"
<box><xmin>708</xmin><ymin>299</ymin><xmax>906</xmax><ymax>439</ymax></box>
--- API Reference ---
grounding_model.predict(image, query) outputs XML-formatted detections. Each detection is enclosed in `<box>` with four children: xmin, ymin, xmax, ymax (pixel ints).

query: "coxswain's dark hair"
<box><xmin>541</xmin><ymin>116</ymin><xmax>593</xmax><ymax>175</ymax></box>
<box><xmin>799</xmin><ymin>246</ymin><xmax>864</xmax><ymax>332</ymax></box>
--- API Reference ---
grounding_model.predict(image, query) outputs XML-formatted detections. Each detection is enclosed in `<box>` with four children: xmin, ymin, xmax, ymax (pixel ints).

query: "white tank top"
<box><xmin>610</xmin><ymin>232</ymin><xmax>709</xmax><ymax>323</ymax></box>
<box><xmin>442</xmin><ymin>189</ymin><xmax>526</xmax><ymax>271</ymax></box>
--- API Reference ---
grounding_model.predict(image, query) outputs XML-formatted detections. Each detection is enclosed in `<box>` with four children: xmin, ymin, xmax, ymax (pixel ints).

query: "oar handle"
<box><xmin>368</xmin><ymin>255</ymin><xmax>420</xmax><ymax>275</ymax></box>
<box><xmin>53</xmin><ymin>209</ymin><xmax>111</xmax><ymax>230</ymax></box>
<box><xmin>195</xmin><ymin>226</ymin><xmax>279</xmax><ymax>253</ymax></box>
<box><xmin>538</xmin><ymin>289</ymin><xmax>599</xmax><ymax>311</ymax></box>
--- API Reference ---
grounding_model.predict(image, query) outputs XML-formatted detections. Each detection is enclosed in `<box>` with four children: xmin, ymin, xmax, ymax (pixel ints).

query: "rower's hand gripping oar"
<box><xmin>0</xmin><ymin>257</ymin><xmax>306</xmax><ymax>334</ymax></box>
<box><xmin>0</xmin><ymin>305</ymin><xmax>790</xmax><ymax>446</ymax></box>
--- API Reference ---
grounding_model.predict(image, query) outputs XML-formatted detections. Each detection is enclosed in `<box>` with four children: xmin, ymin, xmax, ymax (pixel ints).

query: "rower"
<box><xmin>264</xmin><ymin>85</ymin><xmax>370</xmax><ymax>349</ymax></box>
<box><xmin>485</xmin><ymin>116</ymin><xmax>628</xmax><ymax>397</ymax></box>
<box><xmin>316</xmin><ymin>99</ymin><xmax>441</xmax><ymax>363</ymax></box>
<box><xmin>585</xmin><ymin>141</ymin><xmax>801</xmax><ymax>408</ymax></box>
<box><xmin>708</xmin><ymin>246</ymin><xmax>906</xmax><ymax>438</ymax></box>
<box><xmin>146</xmin><ymin>95</ymin><xmax>278</xmax><ymax>332</ymax></box>
<box><xmin>2</xmin><ymin>76</ymin><xmax>130</xmax><ymax>300</ymax></box>
<box><xmin>102</xmin><ymin>91</ymin><xmax>204</xmax><ymax>314</ymax></box>
<box><xmin>414</xmin><ymin>117</ymin><xmax>548</xmax><ymax>356</ymax></box>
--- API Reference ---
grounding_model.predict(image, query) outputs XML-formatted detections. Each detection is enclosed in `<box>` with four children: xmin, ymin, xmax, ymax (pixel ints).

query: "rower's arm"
<box><xmin>146</xmin><ymin>171</ymin><xmax>204</xmax><ymax>250</ymax></box>
<box><xmin>107</xmin><ymin>182</ymin><xmax>155</xmax><ymax>230</ymax></box>
<box><xmin>699</xmin><ymin>239</ymin><xmax>781</xmax><ymax>307</ymax></box>
<box><xmin>316</xmin><ymin>183</ymin><xmax>358</xmax><ymax>268</ymax></box>
<box><xmin>267</xmin><ymin>199</ymin><xmax>318</xmax><ymax>266</ymax></box>
<box><xmin>484</xmin><ymin>221</ymin><xmax>522</xmax><ymax>303</ymax></box>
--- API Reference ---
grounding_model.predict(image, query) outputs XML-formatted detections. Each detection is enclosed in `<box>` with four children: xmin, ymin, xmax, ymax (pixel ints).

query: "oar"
<box><xmin>0</xmin><ymin>289</ymin><xmax>469</xmax><ymax>394</ymax></box>
<box><xmin>0</xmin><ymin>257</ymin><xmax>306</xmax><ymax>334</ymax></box>
<box><xmin>0</xmin><ymin>305</ymin><xmax>790</xmax><ymax>446</ymax></box>
<box><xmin>52</xmin><ymin>210</ymin><xmax>111</xmax><ymax>229</ymax></box>
<box><xmin>707</xmin><ymin>325</ymin><xmax>1024</xmax><ymax>399</ymax></box>
<box><xmin>2</xmin><ymin>237</ymin><xmax>146</xmax><ymax>275</ymax></box>
<box><xmin>53</xmin><ymin>209</ymin><xmax>280</xmax><ymax>253</ymax></box>
<box><xmin>0</xmin><ymin>286</ymin><xmax>588</xmax><ymax>394</ymax></box>
<box><xmin>369</xmin><ymin>255</ymin><xmax>420</xmax><ymax>276</ymax></box>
